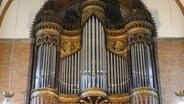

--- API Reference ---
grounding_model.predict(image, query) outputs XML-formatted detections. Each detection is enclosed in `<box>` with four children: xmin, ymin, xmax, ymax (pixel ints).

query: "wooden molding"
<box><xmin>0</xmin><ymin>0</ymin><xmax>13</xmax><ymax>27</ymax></box>
<box><xmin>176</xmin><ymin>0</ymin><xmax>184</xmax><ymax>15</ymax></box>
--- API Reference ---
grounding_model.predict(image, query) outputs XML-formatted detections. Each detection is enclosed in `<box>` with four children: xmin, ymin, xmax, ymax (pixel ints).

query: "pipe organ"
<box><xmin>28</xmin><ymin>0</ymin><xmax>159</xmax><ymax>104</ymax></box>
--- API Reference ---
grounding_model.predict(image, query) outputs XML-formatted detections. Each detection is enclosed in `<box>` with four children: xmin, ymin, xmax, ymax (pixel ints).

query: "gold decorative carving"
<box><xmin>60</xmin><ymin>29</ymin><xmax>81</xmax><ymax>59</ymax></box>
<box><xmin>31</xmin><ymin>88</ymin><xmax>59</xmax><ymax>98</ymax></box>
<box><xmin>79</xmin><ymin>88</ymin><xmax>108</xmax><ymax>103</ymax></box>
<box><xmin>109</xmin><ymin>94</ymin><xmax>130</xmax><ymax>103</ymax></box>
<box><xmin>81</xmin><ymin>0</ymin><xmax>105</xmax><ymax>25</ymax></box>
<box><xmin>106</xmin><ymin>29</ymin><xmax>128</xmax><ymax>57</ymax></box>
<box><xmin>59</xmin><ymin>94</ymin><xmax>80</xmax><ymax>103</ymax></box>
<box><xmin>35</xmin><ymin>22</ymin><xmax>63</xmax><ymax>36</ymax></box>
<box><xmin>30</xmin><ymin>88</ymin><xmax>59</xmax><ymax>104</ymax></box>
<box><xmin>130</xmin><ymin>87</ymin><xmax>158</xmax><ymax>98</ymax></box>
<box><xmin>125</xmin><ymin>21</ymin><xmax>153</xmax><ymax>46</ymax></box>
<box><xmin>128</xmin><ymin>33</ymin><xmax>152</xmax><ymax>46</ymax></box>
<box><xmin>125</xmin><ymin>21</ymin><xmax>154</xmax><ymax>35</ymax></box>
<box><xmin>80</xmin><ymin>96</ymin><xmax>108</xmax><ymax>104</ymax></box>
<box><xmin>80</xmin><ymin>88</ymin><xmax>108</xmax><ymax>98</ymax></box>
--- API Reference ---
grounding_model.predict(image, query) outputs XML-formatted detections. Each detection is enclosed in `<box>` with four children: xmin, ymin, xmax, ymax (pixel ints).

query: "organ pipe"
<box><xmin>106</xmin><ymin>51</ymin><xmax>130</xmax><ymax>94</ymax></box>
<box><xmin>80</xmin><ymin>16</ymin><xmax>107</xmax><ymax>90</ymax></box>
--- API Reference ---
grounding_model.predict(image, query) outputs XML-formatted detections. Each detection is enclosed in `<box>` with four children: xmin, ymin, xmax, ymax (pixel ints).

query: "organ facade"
<box><xmin>28</xmin><ymin>0</ymin><xmax>159</xmax><ymax>104</ymax></box>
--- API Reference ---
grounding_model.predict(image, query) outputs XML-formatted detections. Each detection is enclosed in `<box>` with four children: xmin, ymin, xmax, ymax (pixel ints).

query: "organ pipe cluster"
<box><xmin>28</xmin><ymin>0</ymin><xmax>159</xmax><ymax>104</ymax></box>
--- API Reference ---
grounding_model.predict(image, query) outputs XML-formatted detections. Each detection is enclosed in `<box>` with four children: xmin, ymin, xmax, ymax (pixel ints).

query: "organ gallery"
<box><xmin>28</xmin><ymin>0</ymin><xmax>159</xmax><ymax>103</ymax></box>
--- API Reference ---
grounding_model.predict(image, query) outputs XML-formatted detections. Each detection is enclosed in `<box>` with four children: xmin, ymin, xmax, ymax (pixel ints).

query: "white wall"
<box><xmin>0</xmin><ymin>0</ymin><xmax>184</xmax><ymax>38</ymax></box>
<box><xmin>0</xmin><ymin>0</ymin><xmax>47</xmax><ymax>39</ymax></box>
<box><xmin>146</xmin><ymin>0</ymin><xmax>184</xmax><ymax>37</ymax></box>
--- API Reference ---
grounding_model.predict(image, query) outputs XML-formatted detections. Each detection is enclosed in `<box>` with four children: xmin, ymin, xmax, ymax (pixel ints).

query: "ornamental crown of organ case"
<box><xmin>28</xmin><ymin>0</ymin><xmax>159</xmax><ymax>104</ymax></box>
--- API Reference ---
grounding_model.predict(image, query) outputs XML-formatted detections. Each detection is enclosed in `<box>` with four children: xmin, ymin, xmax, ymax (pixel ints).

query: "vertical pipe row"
<box><xmin>128</xmin><ymin>36</ymin><xmax>159</xmax><ymax>104</ymax></box>
<box><xmin>34</xmin><ymin>35</ymin><xmax>59</xmax><ymax>89</ymax></box>
<box><xmin>130</xmin><ymin>42</ymin><xmax>156</xmax><ymax>89</ymax></box>
<box><xmin>106</xmin><ymin>51</ymin><xmax>130</xmax><ymax>94</ymax></box>
<box><xmin>80</xmin><ymin>16</ymin><xmax>107</xmax><ymax>90</ymax></box>
<box><xmin>59</xmin><ymin>51</ymin><xmax>81</xmax><ymax>94</ymax></box>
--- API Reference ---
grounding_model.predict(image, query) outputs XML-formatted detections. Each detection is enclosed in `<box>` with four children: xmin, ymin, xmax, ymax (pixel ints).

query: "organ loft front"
<box><xmin>28</xmin><ymin>0</ymin><xmax>159</xmax><ymax>104</ymax></box>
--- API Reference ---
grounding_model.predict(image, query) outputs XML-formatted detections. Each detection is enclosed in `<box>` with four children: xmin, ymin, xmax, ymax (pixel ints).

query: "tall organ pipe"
<box><xmin>80</xmin><ymin>16</ymin><xmax>107</xmax><ymax>91</ymax></box>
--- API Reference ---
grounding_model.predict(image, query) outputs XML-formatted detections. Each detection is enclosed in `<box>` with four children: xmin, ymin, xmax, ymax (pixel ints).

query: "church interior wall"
<box><xmin>0</xmin><ymin>39</ymin><xmax>184</xmax><ymax>104</ymax></box>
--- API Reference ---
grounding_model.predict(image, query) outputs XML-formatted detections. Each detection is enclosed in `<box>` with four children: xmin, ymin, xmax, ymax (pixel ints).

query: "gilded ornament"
<box><xmin>79</xmin><ymin>88</ymin><xmax>108</xmax><ymax>103</ymax></box>
<box><xmin>130</xmin><ymin>87</ymin><xmax>158</xmax><ymax>98</ymax></box>
<box><xmin>106</xmin><ymin>29</ymin><xmax>128</xmax><ymax>57</ymax></box>
<box><xmin>35</xmin><ymin>22</ymin><xmax>63</xmax><ymax>36</ymax></box>
<box><xmin>60</xmin><ymin>30</ymin><xmax>81</xmax><ymax>59</ymax></box>
<box><xmin>31</xmin><ymin>88</ymin><xmax>59</xmax><ymax>98</ymax></box>
<box><xmin>59</xmin><ymin>94</ymin><xmax>80</xmax><ymax>103</ymax></box>
<box><xmin>109</xmin><ymin>94</ymin><xmax>130</xmax><ymax>103</ymax></box>
<box><xmin>81</xmin><ymin>0</ymin><xmax>105</xmax><ymax>25</ymax></box>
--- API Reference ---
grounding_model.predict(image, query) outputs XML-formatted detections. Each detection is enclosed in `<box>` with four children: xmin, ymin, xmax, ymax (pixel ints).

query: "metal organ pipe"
<box><xmin>106</xmin><ymin>51</ymin><xmax>130</xmax><ymax>94</ymax></box>
<box><xmin>129</xmin><ymin>41</ymin><xmax>157</xmax><ymax>89</ymax></box>
<box><xmin>34</xmin><ymin>35</ymin><xmax>59</xmax><ymax>89</ymax></box>
<box><xmin>79</xmin><ymin>16</ymin><xmax>107</xmax><ymax>91</ymax></box>
<box><xmin>128</xmin><ymin>34</ymin><xmax>159</xmax><ymax>104</ymax></box>
<box><xmin>59</xmin><ymin>51</ymin><xmax>81</xmax><ymax>94</ymax></box>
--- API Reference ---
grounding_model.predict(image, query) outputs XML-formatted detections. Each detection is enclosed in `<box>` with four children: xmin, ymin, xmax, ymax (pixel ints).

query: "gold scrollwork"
<box><xmin>60</xmin><ymin>30</ymin><xmax>81</xmax><ymax>59</ymax></box>
<box><xmin>106</xmin><ymin>29</ymin><xmax>128</xmax><ymax>57</ymax></box>
<box><xmin>130</xmin><ymin>87</ymin><xmax>158</xmax><ymax>98</ymax></box>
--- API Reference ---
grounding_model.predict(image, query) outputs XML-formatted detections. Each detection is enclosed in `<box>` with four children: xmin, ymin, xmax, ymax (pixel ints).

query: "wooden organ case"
<box><xmin>28</xmin><ymin>0</ymin><xmax>160</xmax><ymax>104</ymax></box>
